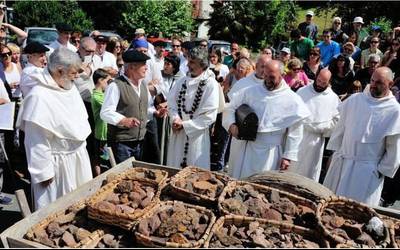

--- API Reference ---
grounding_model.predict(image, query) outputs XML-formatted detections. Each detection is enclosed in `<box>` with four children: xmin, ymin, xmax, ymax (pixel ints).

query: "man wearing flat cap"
<box><xmin>92</xmin><ymin>35</ymin><xmax>118</xmax><ymax>76</ymax></box>
<box><xmin>101</xmin><ymin>49</ymin><xmax>163</xmax><ymax>163</ymax></box>
<box><xmin>48</xmin><ymin>23</ymin><xmax>77</xmax><ymax>53</ymax></box>
<box><xmin>20</xmin><ymin>42</ymin><xmax>49</xmax><ymax>97</ymax></box>
<box><xmin>153</xmin><ymin>40</ymin><xmax>167</xmax><ymax>74</ymax></box>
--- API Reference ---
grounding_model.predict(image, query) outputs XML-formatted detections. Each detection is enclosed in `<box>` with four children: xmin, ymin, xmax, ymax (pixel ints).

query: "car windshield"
<box><xmin>212</xmin><ymin>44</ymin><xmax>231</xmax><ymax>54</ymax></box>
<box><xmin>27</xmin><ymin>29</ymin><xmax>58</xmax><ymax>45</ymax></box>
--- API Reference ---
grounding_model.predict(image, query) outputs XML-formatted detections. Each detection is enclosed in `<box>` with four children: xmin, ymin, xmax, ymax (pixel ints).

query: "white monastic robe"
<box><xmin>224</xmin><ymin>72</ymin><xmax>264</xmax><ymax>177</ymax></box>
<box><xmin>17</xmin><ymin>68</ymin><xmax>92</xmax><ymax>210</ymax></box>
<box><xmin>290</xmin><ymin>84</ymin><xmax>340</xmax><ymax>182</ymax></box>
<box><xmin>20</xmin><ymin>63</ymin><xmax>44</xmax><ymax>97</ymax></box>
<box><xmin>323</xmin><ymin>85</ymin><xmax>400</xmax><ymax>206</ymax></box>
<box><xmin>167</xmin><ymin>69</ymin><xmax>219</xmax><ymax>169</ymax></box>
<box><xmin>223</xmin><ymin>80</ymin><xmax>311</xmax><ymax>179</ymax></box>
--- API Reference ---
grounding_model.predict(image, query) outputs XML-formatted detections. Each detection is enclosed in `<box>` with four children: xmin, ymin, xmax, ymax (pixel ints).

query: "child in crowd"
<box><xmin>91</xmin><ymin>69</ymin><xmax>112</xmax><ymax>176</ymax></box>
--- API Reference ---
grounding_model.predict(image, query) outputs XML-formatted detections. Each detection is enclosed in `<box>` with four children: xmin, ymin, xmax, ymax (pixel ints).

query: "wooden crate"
<box><xmin>0</xmin><ymin>158</ymin><xmax>179</xmax><ymax>248</ymax></box>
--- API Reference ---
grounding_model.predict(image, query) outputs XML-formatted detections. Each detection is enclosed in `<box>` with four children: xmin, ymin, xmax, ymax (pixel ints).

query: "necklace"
<box><xmin>177</xmin><ymin>77</ymin><xmax>207</xmax><ymax>168</ymax></box>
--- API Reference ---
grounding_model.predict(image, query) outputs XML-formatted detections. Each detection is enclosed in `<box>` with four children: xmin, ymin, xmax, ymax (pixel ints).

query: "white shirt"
<box><xmin>100</xmin><ymin>75</ymin><xmax>155</xmax><ymax>126</ymax></box>
<box><xmin>20</xmin><ymin>63</ymin><xmax>44</xmax><ymax>97</ymax></box>
<box><xmin>92</xmin><ymin>51</ymin><xmax>118</xmax><ymax>71</ymax></box>
<box><xmin>48</xmin><ymin>39</ymin><xmax>78</xmax><ymax>53</ymax></box>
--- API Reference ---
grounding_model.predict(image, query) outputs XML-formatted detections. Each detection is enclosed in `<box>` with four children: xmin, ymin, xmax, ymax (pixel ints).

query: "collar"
<box><xmin>363</xmin><ymin>84</ymin><xmax>394</xmax><ymax>103</ymax></box>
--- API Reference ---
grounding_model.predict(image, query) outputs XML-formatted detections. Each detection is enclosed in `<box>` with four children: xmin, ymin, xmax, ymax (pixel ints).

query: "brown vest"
<box><xmin>107</xmin><ymin>76</ymin><xmax>148</xmax><ymax>142</ymax></box>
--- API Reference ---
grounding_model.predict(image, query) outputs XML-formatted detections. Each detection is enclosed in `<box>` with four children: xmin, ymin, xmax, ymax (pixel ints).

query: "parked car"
<box><xmin>22</xmin><ymin>27</ymin><xmax>58</xmax><ymax>48</ymax></box>
<box><xmin>208</xmin><ymin>40</ymin><xmax>231</xmax><ymax>55</ymax></box>
<box><xmin>97</xmin><ymin>30</ymin><xmax>121</xmax><ymax>40</ymax></box>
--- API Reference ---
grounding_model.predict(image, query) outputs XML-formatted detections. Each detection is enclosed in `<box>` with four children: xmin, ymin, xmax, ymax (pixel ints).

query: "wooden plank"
<box><xmin>7</xmin><ymin>238</ymin><xmax>50</xmax><ymax>249</ymax></box>
<box><xmin>0</xmin><ymin>158</ymin><xmax>180</xmax><ymax>248</ymax></box>
<box><xmin>14</xmin><ymin>189</ymin><xmax>31</xmax><ymax>218</ymax></box>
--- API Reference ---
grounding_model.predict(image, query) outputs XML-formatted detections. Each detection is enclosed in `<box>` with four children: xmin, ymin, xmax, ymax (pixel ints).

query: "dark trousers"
<box><xmin>142</xmin><ymin>118</ymin><xmax>161</xmax><ymax>164</ymax></box>
<box><xmin>111</xmin><ymin>141</ymin><xmax>143</xmax><ymax>164</ymax></box>
<box><xmin>84</xmin><ymin>101</ymin><xmax>95</xmax><ymax>164</ymax></box>
<box><xmin>210</xmin><ymin>113</ymin><xmax>230</xmax><ymax>171</ymax></box>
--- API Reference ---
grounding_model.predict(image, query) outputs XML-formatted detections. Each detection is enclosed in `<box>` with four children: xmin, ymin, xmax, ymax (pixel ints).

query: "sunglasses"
<box><xmin>172</xmin><ymin>45</ymin><xmax>181</xmax><ymax>48</ymax></box>
<box><xmin>1</xmin><ymin>51</ymin><xmax>11</xmax><ymax>58</ymax></box>
<box><xmin>371</xmin><ymin>41</ymin><xmax>379</xmax><ymax>44</ymax></box>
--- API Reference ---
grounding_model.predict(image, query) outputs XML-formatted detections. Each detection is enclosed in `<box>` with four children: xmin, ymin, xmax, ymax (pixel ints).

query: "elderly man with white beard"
<box><xmin>167</xmin><ymin>47</ymin><xmax>219</xmax><ymax>169</ymax></box>
<box><xmin>323</xmin><ymin>67</ymin><xmax>400</xmax><ymax>206</ymax></box>
<box><xmin>17</xmin><ymin>48</ymin><xmax>92</xmax><ymax>210</ymax></box>
<box><xmin>290</xmin><ymin>69</ymin><xmax>340</xmax><ymax>182</ymax></box>
<box><xmin>223</xmin><ymin>60</ymin><xmax>310</xmax><ymax>179</ymax></box>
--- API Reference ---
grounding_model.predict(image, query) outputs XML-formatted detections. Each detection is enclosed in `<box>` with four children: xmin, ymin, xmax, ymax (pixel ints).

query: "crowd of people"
<box><xmin>0</xmin><ymin>9</ymin><xmax>400</xmax><ymax>212</ymax></box>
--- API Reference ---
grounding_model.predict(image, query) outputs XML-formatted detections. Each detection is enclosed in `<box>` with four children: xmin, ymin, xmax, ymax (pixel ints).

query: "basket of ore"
<box><xmin>218</xmin><ymin>181</ymin><xmax>318</xmax><ymax>228</ymax></box>
<box><xmin>204</xmin><ymin>215</ymin><xmax>330</xmax><ymax>248</ymax></box>
<box><xmin>135</xmin><ymin>200</ymin><xmax>216</xmax><ymax>248</ymax></box>
<box><xmin>316</xmin><ymin>196</ymin><xmax>391</xmax><ymax>248</ymax></box>
<box><xmin>168</xmin><ymin>166</ymin><xmax>231</xmax><ymax>206</ymax></box>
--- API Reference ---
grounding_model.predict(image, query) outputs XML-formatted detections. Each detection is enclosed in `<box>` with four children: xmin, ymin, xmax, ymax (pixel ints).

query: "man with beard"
<box><xmin>17</xmin><ymin>48</ymin><xmax>92</xmax><ymax>210</ymax></box>
<box><xmin>167</xmin><ymin>47</ymin><xmax>219</xmax><ymax>169</ymax></box>
<box><xmin>223</xmin><ymin>60</ymin><xmax>310</xmax><ymax>179</ymax></box>
<box><xmin>323</xmin><ymin>67</ymin><xmax>400</xmax><ymax>206</ymax></box>
<box><xmin>290</xmin><ymin>69</ymin><xmax>340</xmax><ymax>182</ymax></box>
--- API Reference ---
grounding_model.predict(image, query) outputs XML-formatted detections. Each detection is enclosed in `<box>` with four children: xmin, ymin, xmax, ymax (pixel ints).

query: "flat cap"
<box><xmin>24</xmin><ymin>42</ymin><xmax>50</xmax><ymax>54</ymax></box>
<box><xmin>122</xmin><ymin>49</ymin><xmax>150</xmax><ymax>63</ymax></box>
<box><xmin>55</xmin><ymin>23</ymin><xmax>73</xmax><ymax>32</ymax></box>
<box><xmin>153</xmin><ymin>40</ymin><xmax>167</xmax><ymax>47</ymax></box>
<box><xmin>94</xmin><ymin>35</ymin><xmax>108</xmax><ymax>42</ymax></box>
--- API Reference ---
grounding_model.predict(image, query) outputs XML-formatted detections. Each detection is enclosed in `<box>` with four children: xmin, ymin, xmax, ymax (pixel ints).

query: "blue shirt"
<box><xmin>317</xmin><ymin>41</ymin><xmax>341</xmax><ymax>66</ymax></box>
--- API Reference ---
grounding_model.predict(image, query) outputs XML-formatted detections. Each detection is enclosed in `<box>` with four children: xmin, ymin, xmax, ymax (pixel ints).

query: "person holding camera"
<box><xmin>209</xmin><ymin>49</ymin><xmax>229</xmax><ymax>84</ymax></box>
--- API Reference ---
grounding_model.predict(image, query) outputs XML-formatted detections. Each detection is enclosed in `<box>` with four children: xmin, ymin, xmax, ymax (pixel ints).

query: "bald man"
<box><xmin>223</xmin><ymin>60</ymin><xmax>310</xmax><ymax>179</ymax></box>
<box><xmin>290</xmin><ymin>69</ymin><xmax>340</xmax><ymax>182</ymax></box>
<box><xmin>323</xmin><ymin>67</ymin><xmax>400</xmax><ymax>206</ymax></box>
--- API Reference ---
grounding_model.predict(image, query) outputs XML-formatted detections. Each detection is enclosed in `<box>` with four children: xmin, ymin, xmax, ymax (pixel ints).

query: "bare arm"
<box><xmin>2</xmin><ymin>23</ymin><xmax>28</xmax><ymax>44</ymax></box>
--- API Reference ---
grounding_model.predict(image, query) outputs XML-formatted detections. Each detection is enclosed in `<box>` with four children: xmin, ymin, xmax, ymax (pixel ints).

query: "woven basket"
<box><xmin>135</xmin><ymin>200</ymin><xmax>216</xmax><ymax>248</ymax></box>
<box><xmin>168</xmin><ymin>166</ymin><xmax>231</xmax><ymax>206</ymax></box>
<box><xmin>25</xmin><ymin>201</ymin><xmax>105</xmax><ymax>248</ymax></box>
<box><xmin>87</xmin><ymin>177</ymin><xmax>162</xmax><ymax>231</ymax></box>
<box><xmin>316</xmin><ymin>196</ymin><xmax>391</xmax><ymax>248</ymax></box>
<box><xmin>122</xmin><ymin>166</ymin><xmax>169</xmax><ymax>185</ymax></box>
<box><xmin>218</xmin><ymin>180</ymin><xmax>317</xmax><ymax>228</ymax></box>
<box><xmin>203</xmin><ymin>215</ymin><xmax>330</xmax><ymax>248</ymax></box>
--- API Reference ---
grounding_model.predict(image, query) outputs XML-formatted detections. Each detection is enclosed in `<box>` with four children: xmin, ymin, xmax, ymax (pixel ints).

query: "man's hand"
<box><xmin>9</xmin><ymin>82</ymin><xmax>18</xmax><ymax>89</ymax></box>
<box><xmin>172</xmin><ymin>117</ymin><xmax>183</xmax><ymax>132</ymax></box>
<box><xmin>118</xmin><ymin>117</ymin><xmax>140</xmax><ymax>128</ymax></box>
<box><xmin>154</xmin><ymin>107</ymin><xmax>168</xmax><ymax>118</ymax></box>
<box><xmin>0</xmin><ymin>98</ymin><xmax>7</xmax><ymax>105</ymax></box>
<box><xmin>40</xmin><ymin>177</ymin><xmax>54</xmax><ymax>188</ymax></box>
<box><xmin>229</xmin><ymin>124</ymin><xmax>239</xmax><ymax>139</ymax></box>
<box><xmin>280</xmin><ymin>158</ymin><xmax>291</xmax><ymax>171</ymax></box>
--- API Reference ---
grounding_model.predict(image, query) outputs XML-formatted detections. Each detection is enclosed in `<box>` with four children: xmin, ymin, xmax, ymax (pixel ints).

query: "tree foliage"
<box><xmin>119</xmin><ymin>0</ymin><xmax>193</xmax><ymax>39</ymax></box>
<box><xmin>12</xmin><ymin>0</ymin><xmax>93</xmax><ymax>32</ymax></box>
<box><xmin>207</xmin><ymin>0</ymin><xmax>298</xmax><ymax>49</ymax></box>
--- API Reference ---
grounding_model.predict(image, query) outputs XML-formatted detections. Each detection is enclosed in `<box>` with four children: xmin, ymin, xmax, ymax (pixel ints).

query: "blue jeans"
<box><xmin>112</xmin><ymin>141</ymin><xmax>143</xmax><ymax>164</ymax></box>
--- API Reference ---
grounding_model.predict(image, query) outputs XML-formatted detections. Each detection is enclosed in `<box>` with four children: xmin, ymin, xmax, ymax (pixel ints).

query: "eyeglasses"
<box><xmin>292</xmin><ymin>68</ymin><xmax>302</xmax><ymax>71</ymax></box>
<box><xmin>172</xmin><ymin>45</ymin><xmax>181</xmax><ymax>48</ymax></box>
<box><xmin>199</xmin><ymin>44</ymin><xmax>207</xmax><ymax>48</ymax></box>
<box><xmin>371</xmin><ymin>40</ymin><xmax>379</xmax><ymax>44</ymax></box>
<box><xmin>1</xmin><ymin>51</ymin><xmax>11</xmax><ymax>58</ymax></box>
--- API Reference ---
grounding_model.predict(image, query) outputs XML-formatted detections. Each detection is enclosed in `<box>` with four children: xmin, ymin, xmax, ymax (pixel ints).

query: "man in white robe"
<box><xmin>17</xmin><ymin>48</ymin><xmax>92</xmax><ymax>210</ymax></box>
<box><xmin>323</xmin><ymin>67</ymin><xmax>400</xmax><ymax>206</ymax></box>
<box><xmin>291</xmin><ymin>69</ymin><xmax>340</xmax><ymax>182</ymax></box>
<box><xmin>223</xmin><ymin>60</ymin><xmax>310</xmax><ymax>179</ymax></box>
<box><xmin>167</xmin><ymin>47</ymin><xmax>219</xmax><ymax>169</ymax></box>
<box><xmin>225</xmin><ymin>54</ymin><xmax>270</xmax><ymax>176</ymax></box>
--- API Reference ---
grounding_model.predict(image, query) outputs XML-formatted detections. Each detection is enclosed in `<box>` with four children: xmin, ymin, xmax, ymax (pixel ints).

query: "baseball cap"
<box><xmin>281</xmin><ymin>47</ymin><xmax>291</xmax><ymax>54</ymax></box>
<box><xmin>135</xmin><ymin>28</ymin><xmax>145</xmax><ymax>35</ymax></box>
<box><xmin>306</xmin><ymin>10</ymin><xmax>314</xmax><ymax>17</ymax></box>
<box><xmin>353</xmin><ymin>17</ymin><xmax>364</xmax><ymax>24</ymax></box>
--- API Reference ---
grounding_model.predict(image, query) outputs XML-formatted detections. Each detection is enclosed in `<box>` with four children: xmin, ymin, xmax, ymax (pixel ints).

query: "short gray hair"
<box><xmin>48</xmin><ymin>48</ymin><xmax>82</xmax><ymax>73</ymax></box>
<box><xmin>188</xmin><ymin>46</ymin><xmax>209</xmax><ymax>70</ymax></box>
<box><xmin>80</xmin><ymin>36</ymin><xmax>96</xmax><ymax>50</ymax></box>
<box><xmin>379</xmin><ymin>66</ymin><xmax>395</xmax><ymax>81</ymax></box>
<box><xmin>368</xmin><ymin>54</ymin><xmax>381</xmax><ymax>63</ymax></box>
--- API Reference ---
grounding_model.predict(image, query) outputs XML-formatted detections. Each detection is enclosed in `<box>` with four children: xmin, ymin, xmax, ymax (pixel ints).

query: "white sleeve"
<box><xmin>0</xmin><ymin>79</ymin><xmax>10</xmax><ymax>101</ymax></box>
<box><xmin>24</xmin><ymin>122</ymin><xmax>55</xmax><ymax>184</ymax></box>
<box><xmin>378</xmin><ymin>134</ymin><xmax>400</xmax><ymax>178</ymax></box>
<box><xmin>282</xmin><ymin>121</ymin><xmax>304</xmax><ymax>161</ymax></box>
<box><xmin>167</xmin><ymin>79</ymin><xmax>182</xmax><ymax>122</ymax></box>
<box><xmin>100</xmin><ymin>82</ymin><xmax>125</xmax><ymax>126</ymax></box>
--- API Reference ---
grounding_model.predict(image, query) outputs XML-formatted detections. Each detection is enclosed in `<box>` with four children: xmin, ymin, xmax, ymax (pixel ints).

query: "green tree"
<box><xmin>120</xmin><ymin>0</ymin><xmax>193</xmax><ymax>39</ymax></box>
<box><xmin>12</xmin><ymin>0</ymin><xmax>93</xmax><ymax>32</ymax></box>
<box><xmin>207</xmin><ymin>0</ymin><xmax>298</xmax><ymax>50</ymax></box>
